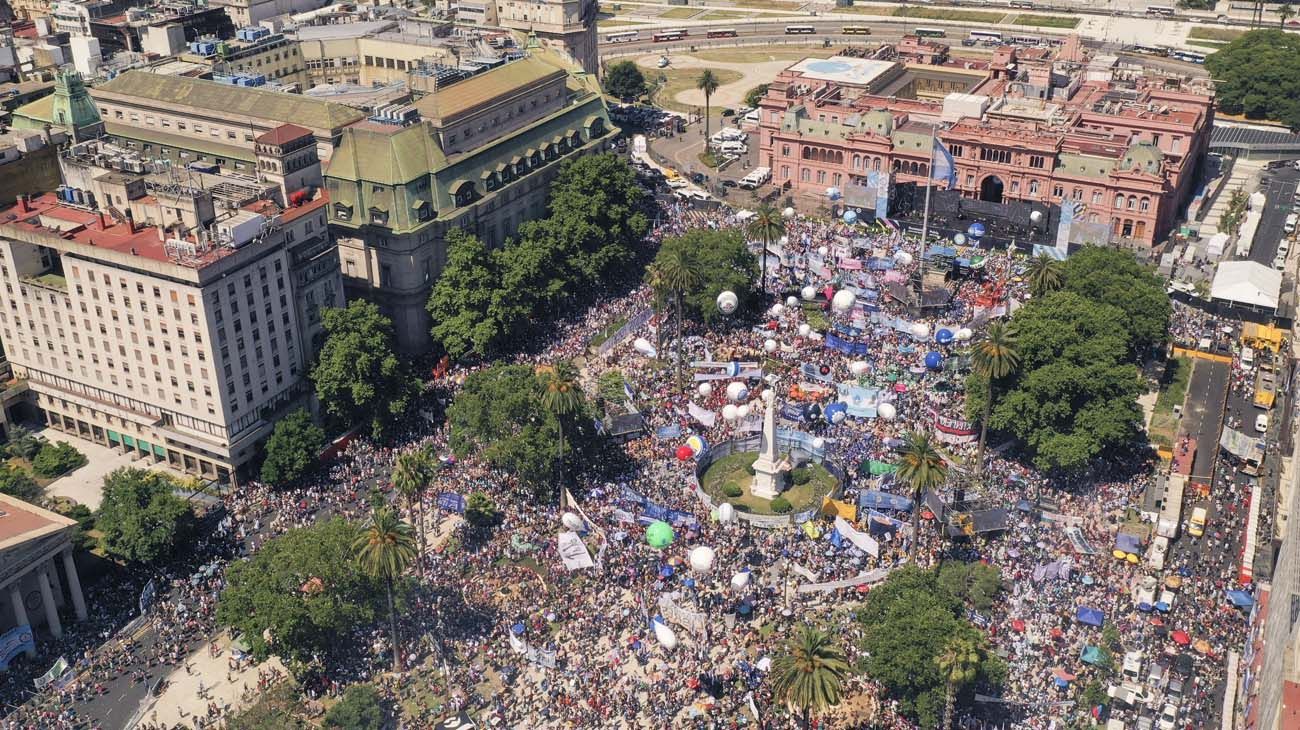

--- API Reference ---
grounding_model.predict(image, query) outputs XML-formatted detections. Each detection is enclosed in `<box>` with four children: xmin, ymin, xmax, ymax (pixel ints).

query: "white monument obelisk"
<box><xmin>751</xmin><ymin>391</ymin><xmax>792</xmax><ymax>500</ymax></box>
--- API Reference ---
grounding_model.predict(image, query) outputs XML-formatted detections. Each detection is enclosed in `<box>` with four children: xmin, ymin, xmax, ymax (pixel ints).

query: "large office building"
<box><xmin>325</xmin><ymin>46</ymin><xmax>616</xmax><ymax>351</ymax></box>
<box><xmin>457</xmin><ymin>0</ymin><xmax>598</xmax><ymax>74</ymax></box>
<box><xmin>0</xmin><ymin>126</ymin><xmax>341</xmax><ymax>479</ymax></box>
<box><xmin>756</xmin><ymin>41</ymin><xmax>1215</xmax><ymax>247</ymax></box>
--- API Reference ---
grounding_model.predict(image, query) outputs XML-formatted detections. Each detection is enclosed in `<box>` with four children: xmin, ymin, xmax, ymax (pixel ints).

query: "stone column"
<box><xmin>8</xmin><ymin>586</ymin><xmax>35</xmax><ymax>657</ymax></box>
<box><xmin>37</xmin><ymin>568</ymin><xmax>61</xmax><ymax>639</ymax></box>
<box><xmin>61</xmin><ymin>549</ymin><xmax>87</xmax><ymax>621</ymax></box>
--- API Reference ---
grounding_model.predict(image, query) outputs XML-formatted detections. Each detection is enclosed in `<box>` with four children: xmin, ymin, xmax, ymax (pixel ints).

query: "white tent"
<box><xmin>1206</xmin><ymin>232</ymin><xmax>1229</xmax><ymax>258</ymax></box>
<box><xmin>1210</xmin><ymin>261</ymin><xmax>1282</xmax><ymax>311</ymax></box>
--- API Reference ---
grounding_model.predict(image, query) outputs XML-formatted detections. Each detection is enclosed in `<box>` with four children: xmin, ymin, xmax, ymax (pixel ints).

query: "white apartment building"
<box><xmin>0</xmin><ymin>165</ymin><xmax>339</xmax><ymax>480</ymax></box>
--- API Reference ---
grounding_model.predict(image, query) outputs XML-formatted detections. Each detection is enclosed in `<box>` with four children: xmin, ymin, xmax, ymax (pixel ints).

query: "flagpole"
<box><xmin>917</xmin><ymin>126</ymin><xmax>938</xmax><ymax>307</ymax></box>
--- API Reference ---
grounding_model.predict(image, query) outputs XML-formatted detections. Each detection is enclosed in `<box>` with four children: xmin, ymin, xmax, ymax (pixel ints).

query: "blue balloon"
<box><xmin>967</xmin><ymin>222</ymin><xmax>986</xmax><ymax>239</ymax></box>
<box><xmin>935</xmin><ymin>328</ymin><xmax>954</xmax><ymax>345</ymax></box>
<box><xmin>924</xmin><ymin>351</ymin><xmax>943</xmax><ymax>369</ymax></box>
<box><xmin>843</xmin><ymin>210</ymin><xmax>858</xmax><ymax>224</ymax></box>
<box><xmin>825</xmin><ymin>401</ymin><xmax>848</xmax><ymax>424</ymax></box>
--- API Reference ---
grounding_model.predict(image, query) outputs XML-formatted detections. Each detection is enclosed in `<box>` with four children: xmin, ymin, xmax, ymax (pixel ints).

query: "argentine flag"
<box><xmin>930</xmin><ymin>137</ymin><xmax>958</xmax><ymax>189</ymax></box>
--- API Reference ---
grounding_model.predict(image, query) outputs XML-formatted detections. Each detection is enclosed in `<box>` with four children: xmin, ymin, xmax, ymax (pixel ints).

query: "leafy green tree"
<box><xmin>744</xmin><ymin>83</ymin><xmax>770</xmax><ymax>108</ymax></box>
<box><xmin>771</xmin><ymin>625</ymin><xmax>851</xmax><ymax>728</ymax></box>
<box><xmin>448</xmin><ymin>364</ymin><xmax>576</xmax><ymax>499</ymax></box>
<box><xmin>970</xmin><ymin>322</ymin><xmax>1020</xmax><ymax>476</ymax></box>
<box><xmin>260</xmin><ymin>409</ymin><xmax>325</xmax><ymax>486</ymax></box>
<box><xmin>654</xmin><ymin>229</ymin><xmax>759</xmax><ymax>326</ymax></box>
<box><xmin>465</xmin><ymin>490</ymin><xmax>499</xmax><ymax>528</ymax></box>
<box><xmin>857</xmin><ymin>566</ymin><xmax>1006</xmax><ymax>727</ymax></box>
<box><xmin>323</xmin><ymin>684</ymin><xmax>386</xmax><ymax>730</ymax></box>
<box><xmin>390</xmin><ymin>450</ymin><xmax>433</xmax><ymax>569</ymax></box>
<box><xmin>936</xmin><ymin>562</ymin><xmax>1002</xmax><ymax>612</ymax></box>
<box><xmin>604</xmin><ymin>60</ymin><xmax>647</xmax><ymax>99</ymax></box>
<box><xmin>895</xmin><ymin>432</ymin><xmax>947</xmax><ymax>559</ymax></box>
<box><xmin>1206</xmin><ymin>30</ymin><xmax>1300</xmax><ymax>132</ymax></box>
<box><xmin>1060</xmin><ymin>246</ymin><xmax>1170</xmax><ymax>356</ymax></box>
<box><xmin>31</xmin><ymin>441</ymin><xmax>86</xmax><ymax>478</ymax></box>
<box><xmin>225</xmin><ymin>681</ymin><xmax>308</xmax><ymax>730</ymax></box>
<box><xmin>312</xmin><ymin>301</ymin><xmax>418</xmax><ymax>439</ymax></box>
<box><xmin>1026</xmin><ymin>253</ymin><xmax>1063</xmax><ymax>299</ymax></box>
<box><xmin>96</xmin><ymin>468</ymin><xmax>194</xmax><ymax>564</ymax></box>
<box><xmin>0</xmin><ymin>462</ymin><xmax>42</xmax><ymax>503</ymax></box>
<box><xmin>218</xmin><ymin>518</ymin><xmax>380</xmax><ymax>662</ymax></box>
<box><xmin>538</xmin><ymin>360</ymin><xmax>584</xmax><ymax>502</ymax></box>
<box><xmin>647</xmin><ymin>243</ymin><xmax>703</xmax><ymax>386</ymax></box>
<box><xmin>428</xmin><ymin>228</ymin><xmax>512</xmax><ymax>360</ymax></box>
<box><xmin>985</xmin><ymin>291</ymin><xmax>1144</xmax><ymax>472</ymax></box>
<box><xmin>937</xmin><ymin>635</ymin><xmax>984</xmax><ymax>730</ymax></box>
<box><xmin>354</xmin><ymin>507</ymin><xmax>417</xmax><ymax>672</ymax></box>
<box><xmin>543</xmin><ymin>153</ymin><xmax>648</xmax><ymax>286</ymax></box>
<box><xmin>697</xmin><ymin>69</ymin><xmax>720</xmax><ymax>146</ymax></box>
<box><xmin>4</xmin><ymin>425</ymin><xmax>46</xmax><ymax>461</ymax></box>
<box><xmin>747</xmin><ymin>204</ymin><xmax>784</xmax><ymax>294</ymax></box>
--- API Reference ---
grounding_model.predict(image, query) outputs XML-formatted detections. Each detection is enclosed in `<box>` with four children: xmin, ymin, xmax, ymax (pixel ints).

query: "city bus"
<box><xmin>842</xmin><ymin>25</ymin><xmax>872</xmax><ymax>35</ymax></box>
<box><xmin>706</xmin><ymin>28</ymin><xmax>738</xmax><ymax>38</ymax></box>
<box><xmin>968</xmin><ymin>30</ymin><xmax>1002</xmax><ymax>43</ymax></box>
<box><xmin>1146</xmin><ymin>5</ymin><xmax>1176</xmax><ymax>16</ymax></box>
<box><xmin>915</xmin><ymin>27</ymin><xmax>947</xmax><ymax>37</ymax></box>
<box><xmin>1009</xmin><ymin>0</ymin><xmax>1034</xmax><ymax>8</ymax></box>
<box><xmin>653</xmin><ymin>29</ymin><xmax>687</xmax><ymax>42</ymax></box>
<box><xmin>1171</xmin><ymin>49</ymin><xmax>1206</xmax><ymax>63</ymax></box>
<box><xmin>1011</xmin><ymin>35</ymin><xmax>1041</xmax><ymax>45</ymax></box>
<box><xmin>1130</xmin><ymin>44</ymin><xmax>1168</xmax><ymax>56</ymax></box>
<box><xmin>605</xmin><ymin>30</ymin><xmax>638</xmax><ymax>43</ymax></box>
<box><xmin>785</xmin><ymin>25</ymin><xmax>816</xmax><ymax>34</ymax></box>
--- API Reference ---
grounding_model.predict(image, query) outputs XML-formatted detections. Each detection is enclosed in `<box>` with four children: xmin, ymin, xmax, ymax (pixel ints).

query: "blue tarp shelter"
<box><xmin>1225</xmin><ymin>590</ymin><xmax>1255</xmax><ymax>608</ymax></box>
<box><xmin>858</xmin><ymin>490</ymin><xmax>914</xmax><ymax>512</ymax></box>
<box><xmin>1080</xmin><ymin>646</ymin><xmax>1104</xmax><ymax>666</ymax></box>
<box><xmin>1115</xmin><ymin>532</ymin><xmax>1142</xmax><ymax>554</ymax></box>
<box><xmin>1076</xmin><ymin>606</ymin><xmax>1105</xmax><ymax>627</ymax></box>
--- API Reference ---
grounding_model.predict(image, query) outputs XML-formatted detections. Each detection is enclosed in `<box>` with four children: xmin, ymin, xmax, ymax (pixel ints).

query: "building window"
<box><xmin>1140</xmin><ymin>197</ymin><xmax>1150</xmax><ymax>212</ymax></box>
<box><xmin>1028</xmin><ymin>180</ymin><xmax>1039</xmax><ymax>194</ymax></box>
<box><xmin>1028</xmin><ymin>154</ymin><xmax>1045</xmax><ymax>169</ymax></box>
<box><xmin>1052</xmin><ymin>185</ymin><xmax>1064</xmax><ymax>198</ymax></box>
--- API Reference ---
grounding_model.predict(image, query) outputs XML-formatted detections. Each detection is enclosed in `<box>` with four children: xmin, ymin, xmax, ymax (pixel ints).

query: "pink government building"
<box><xmin>756</xmin><ymin>36</ymin><xmax>1216</xmax><ymax>247</ymax></box>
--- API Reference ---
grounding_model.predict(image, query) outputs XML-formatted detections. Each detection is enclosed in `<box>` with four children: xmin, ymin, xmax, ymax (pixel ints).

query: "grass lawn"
<box><xmin>730</xmin><ymin>0</ymin><xmax>799</xmax><ymax>8</ymax></box>
<box><xmin>651</xmin><ymin>67</ymin><xmax>744</xmax><ymax>113</ymax></box>
<box><xmin>687</xmin><ymin>47</ymin><xmax>838</xmax><ymax>64</ymax></box>
<box><xmin>598</xmin><ymin>19</ymin><xmax>647</xmax><ymax>27</ymax></box>
<box><xmin>876</xmin><ymin>6</ymin><xmax>1008</xmax><ymax>23</ymax></box>
<box><xmin>1185</xmin><ymin>39</ymin><xmax>1228</xmax><ymax>50</ymax></box>
<box><xmin>1148</xmin><ymin>356</ymin><xmax>1193</xmax><ymax>449</ymax></box>
<box><xmin>659</xmin><ymin>6</ymin><xmax>701</xmax><ymax>19</ymax></box>
<box><xmin>1012</xmin><ymin>13</ymin><xmax>1080</xmax><ymax>28</ymax></box>
<box><xmin>701</xmin><ymin>10</ymin><xmax>752</xmax><ymax>21</ymax></box>
<box><xmin>1187</xmin><ymin>26</ymin><xmax>1242</xmax><ymax>42</ymax></box>
<box><xmin>701</xmin><ymin>452</ymin><xmax>838</xmax><ymax>515</ymax></box>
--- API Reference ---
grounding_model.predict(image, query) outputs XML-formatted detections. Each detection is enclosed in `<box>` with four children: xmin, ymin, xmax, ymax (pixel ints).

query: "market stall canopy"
<box><xmin>1076</xmin><ymin>606</ymin><xmax>1105</xmax><ymax>627</ymax></box>
<box><xmin>1080</xmin><ymin>646</ymin><xmax>1104</xmax><ymax>665</ymax></box>
<box><xmin>1210</xmin><ymin>261</ymin><xmax>1282</xmax><ymax>311</ymax></box>
<box><xmin>1219</xmin><ymin>427</ymin><xmax>1262</xmax><ymax>460</ymax></box>
<box><xmin>1225</xmin><ymin>589</ymin><xmax>1255</xmax><ymax>608</ymax></box>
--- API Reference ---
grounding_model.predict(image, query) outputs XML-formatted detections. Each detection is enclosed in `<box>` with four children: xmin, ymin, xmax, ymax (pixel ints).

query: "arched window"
<box><xmin>832</xmin><ymin>173</ymin><xmax>841</xmax><ymax>186</ymax></box>
<box><xmin>800</xmin><ymin>168</ymin><xmax>810</xmax><ymax>182</ymax></box>
<box><xmin>893</xmin><ymin>159</ymin><xmax>901</xmax><ymax>172</ymax></box>
<box><xmin>835</xmin><ymin>151</ymin><xmax>843</xmax><ymax>165</ymax></box>
<box><xmin>1114</xmin><ymin>194</ymin><xmax>1124</xmax><ymax>208</ymax></box>
<box><xmin>1029</xmin><ymin>180</ymin><xmax>1040</xmax><ymax>194</ymax></box>
<box><xmin>1139</xmin><ymin>197</ymin><xmax>1150</xmax><ymax>212</ymax></box>
<box><xmin>853</xmin><ymin>154</ymin><xmax>861</xmax><ymax>170</ymax></box>
<box><xmin>452</xmin><ymin>181</ymin><xmax>476</xmax><ymax>207</ymax></box>
<box><xmin>873</xmin><ymin>158</ymin><xmax>881</xmax><ymax>171</ymax></box>
<box><xmin>1127</xmin><ymin>196</ymin><xmax>1136</xmax><ymax>210</ymax></box>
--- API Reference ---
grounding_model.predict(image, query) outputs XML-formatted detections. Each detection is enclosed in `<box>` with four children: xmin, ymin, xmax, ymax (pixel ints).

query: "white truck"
<box><xmin>738</xmin><ymin>167</ymin><xmax>771</xmax><ymax>190</ymax></box>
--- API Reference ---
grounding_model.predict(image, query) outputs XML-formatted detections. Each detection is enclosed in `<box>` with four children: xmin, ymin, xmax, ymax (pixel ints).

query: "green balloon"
<box><xmin>645</xmin><ymin>521</ymin><xmax>675</xmax><ymax>549</ymax></box>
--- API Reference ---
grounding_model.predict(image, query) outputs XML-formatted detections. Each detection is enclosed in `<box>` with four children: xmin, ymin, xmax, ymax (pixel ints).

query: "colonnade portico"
<box><xmin>0</xmin><ymin>495</ymin><xmax>86</xmax><ymax>655</ymax></box>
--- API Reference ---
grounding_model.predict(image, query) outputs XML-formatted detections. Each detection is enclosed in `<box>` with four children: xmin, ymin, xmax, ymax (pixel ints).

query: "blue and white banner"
<box><xmin>437</xmin><ymin>493</ymin><xmax>466</xmax><ymax>513</ymax></box>
<box><xmin>0</xmin><ymin>625</ymin><xmax>33</xmax><ymax>670</ymax></box>
<box><xmin>931</xmin><ymin>137</ymin><xmax>957</xmax><ymax>189</ymax></box>
<box><xmin>837</xmin><ymin>383</ymin><xmax>880</xmax><ymax>418</ymax></box>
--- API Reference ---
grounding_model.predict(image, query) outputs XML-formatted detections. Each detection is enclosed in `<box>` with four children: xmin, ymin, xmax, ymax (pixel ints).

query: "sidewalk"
<box><xmin>133</xmin><ymin>630</ymin><xmax>286</xmax><ymax>729</ymax></box>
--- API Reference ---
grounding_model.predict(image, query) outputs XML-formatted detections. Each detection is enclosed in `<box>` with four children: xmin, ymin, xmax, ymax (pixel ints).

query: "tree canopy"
<box><xmin>32</xmin><ymin>441</ymin><xmax>86</xmax><ymax>479</ymax></box>
<box><xmin>96</xmin><ymin>468</ymin><xmax>195</xmax><ymax>564</ymax></box>
<box><xmin>217</xmin><ymin>518</ymin><xmax>382</xmax><ymax>663</ymax></box>
<box><xmin>604</xmin><ymin>60</ymin><xmax>647</xmax><ymax>100</ymax></box>
<box><xmin>857</xmin><ymin>566</ymin><xmax>1006</xmax><ymax>727</ymax></box>
<box><xmin>744</xmin><ymin>83</ymin><xmax>770</xmax><ymax>108</ymax></box>
<box><xmin>1059</xmin><ymin>246</ymin><xmax>1170</xmax><ymax>355</ymax></box>
<box><xmin>0</xmin><ymin>463</ymin><xmax>42</xmax><ymax>504</ymax></box>
<box><xmin>312</xmin><ymin>301</ymin><xmax>419</xmax><ymax>439</ymax></box>
<box><xmin>260</xmin><ymin>408</ymin><xmax>326</xmax><ymax>486</ymax></box>
<box><xmin>1206</xmin><ymin>30</ymin><xmax>1300</xmax><ymax>132</ymax></box>
<box><xmin>323</xmin><ymin>684</ymin><xmax>387</xmax><ymax>730</ymax></box>
<box><xmin>652</xmin><ymin>229</ymin><xmax>758</xmax><ymax>325</ymax></box>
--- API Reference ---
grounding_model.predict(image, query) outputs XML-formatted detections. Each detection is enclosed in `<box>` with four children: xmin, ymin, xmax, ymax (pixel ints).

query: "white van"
<box><xmin>1241</xmin><ymin>346</ymin><xmax>1254</xmax><ymax>368</ymax></box>
<box><xmin>717</xmin><ymin>141</ymin><xmax>747</xmax><ymax>155</ymax></box>
<box><xmin>1122</xmin><ymin>650</ymin><xmax>1144</xmax><ymax>682</ymax></box>
<box><xmin>1256</xmin><ymin>413</ymin><xmax>1269</xmax><ymax>433</ymax></box>
<box><xmin>1146</xmin><ymin>535</ymin><xmax>1169</xmax><ymax>570</ymax></box>
<box><xmin>1285</xmin><ymin>213</ymin><xmax>1298</xmax><ymax>234</ymax></box>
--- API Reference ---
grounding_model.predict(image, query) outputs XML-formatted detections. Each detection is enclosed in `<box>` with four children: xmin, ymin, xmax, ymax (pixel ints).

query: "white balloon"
<box><xmin>717</xmin><ymin>502</ymin><xmax>735</xmax><ymax>524</ymax></box>
<box><xmin>779</xmin><ymin>235</ymin><xmax>789</xmax><ymax>246</ymax></box>
<box><xmin>633</xmin><ymin>337</ymin><xmax>656</xmax><ymax>357</ymax></box>
<box><xmin>722</xmin><ymin>404</ymin><xmax>739</xmax><ymax>421</ymax></box>
<box><xmin>893</xmin><ymin>250</ymin><xmax>914</xmax><ymax>267</ymax></box>
<box><xmin>831</xmin><ymin>289</ymin><xmax>856</xmax><ymax>313</ymax></box>
<box><xmin>800</xmin><ymin>285</ymin><xmax>817</xmax><ymax>301</ymax></box>
<box><xmin>850</xmin><ymin>360</ymin><xmax>869</xmax><ymax>376</ymax></box>
<box><xmin>953</xmin><ymin>233</ymin><xmax>967</xmax><ymax>246</ymax></box>
<box><xmin>764</xmin><ymin>338</ymin><xmax>778</xmax><ymax>353</ymax></box>
<box><xmin>911</xmin><ymin>323</ymin><xmax>931</xmax><ymax>340</ymax></box>
<box><xmin>818</xmin><ymin>245</ymin><xmax>829</xmax><ymax>256</ymax></box>
<box><xmin>770</xmin><ymin>303</ymin><xmax>785</xmax><ymax>316</ymax></box>
<box><xmin>786</xmin><ymin>296</ymin><xmax>799</xmax><ymax>307</ymax></box>
<box><xmin>654</xmin><ymin>620</ymin><xmax>678</xmax><ymax>650</ymax></box>
<box><xmin>698</xmin><ymin>382</ymin><xmax>713</xmax><ymax>397</ymax></box>
<box><xmin>809</xmin><ymin>332</ymin><xmax>823</xmax><ymax>341</ymax></box>
<box><xmin>956</xmin><ymin>327</ymin><xmax>973</xmax><ymax>342</ymax></box>
<box><xmin>737</xmin><ymin>404</ymin><xmax>751</xmax><ymax>419</ymax></box>
<box><xmin>798</xmin><ymin>323</ymin><xmax>812</xmax><ymax>337</ymax></box>
<box><xmin>717</xmin><ymin>290</ymin><xmax>739</xmax><ymax>315</ymax></box>
<box><xmin>689</xmin><ymin>545</ymin><xmax>716</xmax><ymax>573</ymax></box>
<box><xmin>561</xmin><ymin>512</ymin><xmax>584</xmax><ymax>531</ymax></box>
<box><xmin>726</xmin><ymin>381</ymin><xmax>749</xmax><ymax>402</ymax></box>
<box><xmin>782</xmin><ymin>207</ymin><xmax>796</xmax><ymax>218</ymax></box>
<box><xmin>812</xmin><ymin>437</ymin><xmax>826</xmax><ymax>450</ymax></box>
<box><xmin>878</xmin><ymin>402</ymin><xmax>897</xmax><ymax>421</ymax></box>
<box><xmin>1030</xmin><ymin>210</ymin><xmax>1044</xmax><ymax>224</ymax></box>
<box><xmin>730</xmin><ymin>572</ymin><xmax>751</xmax><ymax>590</ymax></box>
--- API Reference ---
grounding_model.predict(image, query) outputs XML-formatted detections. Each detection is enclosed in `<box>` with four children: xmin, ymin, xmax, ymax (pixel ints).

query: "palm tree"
<box><xmin>1280</xmin><ymin>3</ymin><xmax>1295</xmax><ymax>27</ymax></box>
<box><xmin>895</xmin><ymin>431</ymin><xmax>948</xmax><ymax>560</ymax></box>
<box><xmin>748</xmin><ymin>203</ymin><xmax>784</xmax><ymax>295</ymax></box>
<box><xmin>936</xmin><ymin>635</ymin><xmax>983</xmax><ymax>730</ymax></box>
<box><xmin>649</xmin><ymin>246</ymin><xmax>703</xmax><ymax>386</ymax></box>
<box><xmin>696</xmin><ymin>69</ymin><xmax>720</xmax><ymax>151</ymax></box>
<box><xmin>1025</xmin><ymin>253</ymin><xmax>1063</xmax><ymax>298</ymax></box>
<box><xmin>770</xmin><ymin>625</ymin><xmax>851</xmax><ymax>728</ymax></box>
<box><xmin>354</xmin><ymin>507</ymin><xmax>418</xmax><ymax>672</ymax></box>
<box><xmin>539</xmin><ymin>360</ymin><xmax>584</xmax><ymax>505</ymax></box>
<box><xmin>970</xmin><ymin>322</ymin><xmax>1020</xmax><ymax>477</ymax></box>
<box><xmin>391</xmin><ymin>450</ymin><xmax>433</xmax><ymax>574</ymax></box>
